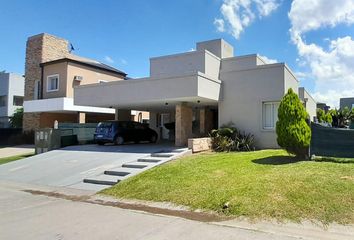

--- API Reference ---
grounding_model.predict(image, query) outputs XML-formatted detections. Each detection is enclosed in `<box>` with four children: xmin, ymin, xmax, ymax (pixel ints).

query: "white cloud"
<box><xmin>289</xmin><ymin>0</ymin><xmax>354</xmax><ymax>108</ymax></box>
<box><xmin>119</xmin><ymin>58</ymin><xmax>128</xmax><ymax>65</ymax></box>
<box><xmin>259</xmin><ymin>54</ymin><xmax>277</xmax><ymax>64</ymax></box>
<box><xmin>104</xmin><ymin>56</ymin><xmax>114</xmax><ymax>64</ymax></box>
<box><xmin>214</xmin><ymin>18</ymin><xmax>225</xmax><ymax>32</ymax></box>
<box><xmin>214</xmin><ymin>0</ymin><xmax>280</xmax><ymax>39</ymax></box>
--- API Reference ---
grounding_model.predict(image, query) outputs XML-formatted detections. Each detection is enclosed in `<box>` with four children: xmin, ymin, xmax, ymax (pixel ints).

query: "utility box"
<box><xmin>35</xmin><ymin>128</ymin><xmax>61</xmax><ymax>154</ymax></box>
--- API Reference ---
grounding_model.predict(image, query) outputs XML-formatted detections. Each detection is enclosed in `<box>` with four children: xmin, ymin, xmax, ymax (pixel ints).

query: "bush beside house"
<box><xmin>210</xmin><ymin>123</ymin><xmax>255</xmax><ymax>152</ymax></box>
<box><xmin>276</xmin><ymin>88</ymin><xmax>311</xmax><ymax>158</ymax></box>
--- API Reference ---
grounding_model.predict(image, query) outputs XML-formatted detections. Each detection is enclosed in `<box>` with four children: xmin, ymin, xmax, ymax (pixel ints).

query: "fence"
<box><xmin>310</xmin><ymin>123</ymin><xmax>354</xmax><ymax>158</ymax></box>
<box><xmin>58</xmin><ymin>123</ymin><xmax>97</xmax><ymax>143</ymax></box>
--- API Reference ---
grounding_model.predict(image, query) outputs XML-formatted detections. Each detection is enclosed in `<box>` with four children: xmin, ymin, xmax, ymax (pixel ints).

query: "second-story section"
<box><xmin>0</xmin><ymin>72</ymin><xmax>24</xmax><ymax>128</ymax></box>
<box><xmin>39</xmin><ymin>55</ymin><xmax>126</xmax><ymax>99</ymax></box>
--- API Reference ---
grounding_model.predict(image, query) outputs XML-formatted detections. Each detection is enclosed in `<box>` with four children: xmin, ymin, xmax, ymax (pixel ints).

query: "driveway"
<box><xmin>0</xmin><ymin>143</ymin><xmax>176</xmax><ymax>191</ymax></box>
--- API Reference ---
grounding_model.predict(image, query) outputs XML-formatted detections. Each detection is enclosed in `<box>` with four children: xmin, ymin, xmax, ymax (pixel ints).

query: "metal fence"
<box><xmin>310</xmin><ymin>123</ymin><xmax>354</xmax><ymax>158</ymax></box>
<box><xmin>58</xmin><ymin>123</ymin><xmax>97</xmax><ymax>143</ymax></box>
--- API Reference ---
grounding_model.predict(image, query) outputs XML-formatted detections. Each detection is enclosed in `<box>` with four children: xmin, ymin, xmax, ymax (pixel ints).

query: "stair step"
<box><xmin>138</xmin><ymin>158</ymin><xmax>162</xmax><ymax>163</ymax></box>
<box><xmin>151</xmin><ymin>152</ymin><xmax>174</xmax><ymax>158</ymax></box>
<box><xmin>83</xmin><ymin>175</ymin><xmax>120</xmax><ymax>186</ymax></box>
<box><xmin>122</xmin><ymin>163</ymin><xmax>148</xmax><ymax>169</ymax></box>
<box><xmin>104</xmin><ymin>170</ymin><xmax>130</xmax><ymax>176</ymax></box>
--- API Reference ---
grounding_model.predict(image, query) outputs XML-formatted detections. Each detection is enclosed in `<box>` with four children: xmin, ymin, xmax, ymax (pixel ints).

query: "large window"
<box><xmin>47</xmin><ymin>74</ymin><xmax>59</xmax><ymax>92</ymax></box>
<box><xmin>13</xmin><ymin>96</ymin><xmax>24</xmax><ymax>106</ymax></box>
<box><xmin>262</xmin><ymin>102</ymin><xmax>279</xmax><ymax>130</ymax></box>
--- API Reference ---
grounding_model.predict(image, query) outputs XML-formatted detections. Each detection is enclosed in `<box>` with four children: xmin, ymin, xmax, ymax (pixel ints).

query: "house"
<box><xmin>23</xmin><ymin>33</ymin><xmax>148</xmax><ymax>132</ymax></box>
<box><xmin>317</xmin><ymin>102</ymin><xmax>330</xmax><ymax>112</ymax></box>
<box><xmin>339</xmin><ymin>97</ymin><xmax>354</xmax><ymax>110</ymax></box>
<box><xmin>0</xmin><ymin>72</ymin><xmax>24</xmax><ymax>128</ymax></box>
<box><xmin>74</xmin><ymin>39</ymin><xmax>316</xmax><ymax>148</ymax></box>
<box><xmin>299</xmin><ymin>87</ymin><xmax>317</xmax><ymax>121</ymax></box>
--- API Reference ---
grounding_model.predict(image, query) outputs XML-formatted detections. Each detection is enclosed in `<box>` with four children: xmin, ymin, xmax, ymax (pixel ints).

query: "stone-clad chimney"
<box><xmin>23</xmin><ymin>33</ymin><xmax>70</xmax><ymax>132</ymax></box>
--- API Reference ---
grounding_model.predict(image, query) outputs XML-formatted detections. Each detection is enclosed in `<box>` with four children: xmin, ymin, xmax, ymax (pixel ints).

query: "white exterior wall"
<box><xmin>219</xmin><ymin>63</ymin><xmax>299</xmax><ymax>149</ymax></box>
<box><xmin>299</xmin><ymin>87</ymin><xmax>316</xmax><ymax>121</ymax></box>
<box><xmin>196</xmin><ymin>39</ymin><xmax>234</xmax><ymax>59</ymax></box>
<box><xmin>150</xmin><ymin>50</ymin><xmax>221</xmax><ymax>80</ymax></box>
<box><xmin>0</xmin><ymin>73</ymin><xmax>24</xmax><ymax>127</ymax></box>
<box><xmin>8</xmin><ymin>73</ymin><xmax>25</xmax><ymax>116</ymax></box>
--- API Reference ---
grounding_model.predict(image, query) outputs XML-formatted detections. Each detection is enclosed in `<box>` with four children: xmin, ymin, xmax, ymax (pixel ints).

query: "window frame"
<box><xmin>262</xmin><ymin>101</ymin><xmax>280</xmax><ymax>131</ymax></box>
<box><xmin>46</xmin><ymin>74</ymin><xmax>59</xmax><ymax>92</ymax></box>
<box><xmin>13</xmin><ymin>96</ymin><xmax>24</xmax><ymax>106</ymax></box>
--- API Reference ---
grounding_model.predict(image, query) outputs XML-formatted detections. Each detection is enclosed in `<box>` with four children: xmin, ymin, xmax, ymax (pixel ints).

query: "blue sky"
<box><xmin>1</xmin><ymin>0</ymin><xmax>353</xmax><ymax>107</ymax></box>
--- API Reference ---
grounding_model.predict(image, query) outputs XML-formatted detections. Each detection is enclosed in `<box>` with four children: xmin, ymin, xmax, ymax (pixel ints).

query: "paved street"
<box><xmin>1</xmin><ymin>181</ymin><xmax>353</xmax><ymax>240</ymax></box>
<box><xmin>0</xmin><ymin>181</ymin><xmax>301</xmax><ymax>240</ymax></box>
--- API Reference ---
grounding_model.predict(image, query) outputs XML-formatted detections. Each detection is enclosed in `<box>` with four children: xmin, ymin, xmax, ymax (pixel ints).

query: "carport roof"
<box><xmin>74</xmin><ymin>72</ymin><xmax>221</xmax><ymax>111</ymax></box>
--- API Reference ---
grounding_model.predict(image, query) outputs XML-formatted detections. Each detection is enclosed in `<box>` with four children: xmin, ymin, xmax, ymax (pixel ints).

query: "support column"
<box><xmin>115</xmin><ymin>109</ymin><xmax>131</xmax><ymax>121</ymax></box>
<box><xmin>175</xmin><ymin>103</ymin><xmax>193</xmax><ymax>146</ymax></box>
<box><xmin>200</xmin><ymin>108</ymin><xmax>206</xmax><ymax>136</ymax></box>
<box><xmin>78</xmin><ymin>112</ymin><xmax>86</xmax><ymax>124</ymax></box>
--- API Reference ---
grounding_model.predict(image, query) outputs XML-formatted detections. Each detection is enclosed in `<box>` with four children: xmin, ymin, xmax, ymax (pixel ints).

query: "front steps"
<box><xmin>83</xmin><ymin>148</ymin><xmax>189</xmax><ymax>188</ymax></box>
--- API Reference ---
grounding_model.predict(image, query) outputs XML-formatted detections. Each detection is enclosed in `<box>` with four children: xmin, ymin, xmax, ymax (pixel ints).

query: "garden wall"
<box><xmin>310</xmin><ymin>123</ymin><xmax>354</xmax><ymax>158</ymax></box>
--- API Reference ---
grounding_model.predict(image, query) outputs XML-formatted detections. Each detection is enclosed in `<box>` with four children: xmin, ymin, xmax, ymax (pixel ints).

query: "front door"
<box><xmin>160</xmin><ymin>113</ymin><xmax>170</xmax><ymax>140</ymax></box>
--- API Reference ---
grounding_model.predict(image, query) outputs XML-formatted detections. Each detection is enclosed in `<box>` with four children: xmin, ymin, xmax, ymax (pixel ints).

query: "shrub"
<box><xmin>210</xmin><ymin>124</ymin><xmax>255</xmax><ymax>152</ymax></box>
<box><xmin>276</xmin><ymin>88</ymin><xmax>311</xmax><ymax>158</ymax></box>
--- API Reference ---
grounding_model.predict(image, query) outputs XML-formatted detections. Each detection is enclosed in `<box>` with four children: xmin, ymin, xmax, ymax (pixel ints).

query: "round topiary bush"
<box><xmin>276</xmin><ymin>88</ymin><xmax>311</xmax><ymax>158</ymax></box>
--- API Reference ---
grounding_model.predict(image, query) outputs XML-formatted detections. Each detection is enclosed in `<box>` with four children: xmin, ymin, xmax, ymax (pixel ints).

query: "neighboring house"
<box><xmin>23</xmin><ymin>33</ymin><xmax>147</xmax><ymax>132</ymax></box>
<box><xmin>317</xmin><ymin>102</ymin><xmax>330</xmax><ymax>112</ymax></box>
<box><xmin>74</xmin><ymin>39</ymin><xmax>316</xmax><ymax>148</ymax></box>
<box><xmin>299</xmin><ymin>87</ymin><xmax>317</xmax><ymax>121</ymax></box>
<box><xmin>0</xmin><ymin>72</ymin><xmax>24</xmax><ymax>128</ymax></box>
<box><xmin>339</xmin><ymin>97</ymin><xmax>354</xmax><ymax>110</ymax></box>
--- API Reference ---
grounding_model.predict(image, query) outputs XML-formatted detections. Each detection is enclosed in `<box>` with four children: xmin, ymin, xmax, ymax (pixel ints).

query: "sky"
<box><xmin>0</xmin><ymin>0</ymin><xmax>353</xmax><ymax>108</ymax></box>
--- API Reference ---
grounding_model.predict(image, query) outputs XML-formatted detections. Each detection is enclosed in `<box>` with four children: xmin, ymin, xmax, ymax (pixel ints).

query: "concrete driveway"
<box><xmin>0</xmin><ymin>143</ymin><xmax>175</xmax><ymax>191</ymax></box>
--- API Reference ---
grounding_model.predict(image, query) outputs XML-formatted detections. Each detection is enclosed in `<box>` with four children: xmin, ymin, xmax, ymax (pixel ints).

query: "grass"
<box><xmin>101</xmin><ymin>150</ymin><xmax>354</xmax><ymax>224</ymax></box>
<box><xmin>0</xmin><ymin>154</ymin><xmax>34</xmax><ymax>165</ymax></box>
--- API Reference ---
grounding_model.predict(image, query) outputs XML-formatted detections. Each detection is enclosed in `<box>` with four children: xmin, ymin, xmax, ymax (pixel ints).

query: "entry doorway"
<box><xmin>160</xmin><ymin>113</ymin><xmax>170</xmax><ymax>140</ymax></box>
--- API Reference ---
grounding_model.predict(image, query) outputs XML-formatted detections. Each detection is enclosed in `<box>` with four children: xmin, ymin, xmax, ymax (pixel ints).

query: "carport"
<box><xmin>74</xmin><ymin>71</ymin><xmax>221</xmax><ymax>146</ymax></box>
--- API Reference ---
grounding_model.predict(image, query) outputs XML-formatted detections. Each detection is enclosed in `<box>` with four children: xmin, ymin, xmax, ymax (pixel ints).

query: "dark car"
<box><xmin>94</xmin><ymin>121</ymin><xmax>158</xmax><ymax>145</ymax></box>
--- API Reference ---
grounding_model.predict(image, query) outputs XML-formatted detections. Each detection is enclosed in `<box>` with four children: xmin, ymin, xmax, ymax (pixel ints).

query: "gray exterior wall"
<box><xmin>0</xmin><ymin>72</ymin><xmax>25</xmax><ymax>127</ymax></box>
<box><xmin>219</xmin><ymin>62</ymin><xmax>298</xmax><ymax>148</ymax></box>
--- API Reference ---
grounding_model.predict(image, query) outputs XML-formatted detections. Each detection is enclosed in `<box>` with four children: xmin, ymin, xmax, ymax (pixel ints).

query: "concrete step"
<box><xmin>137</xmin><ymin>158</ymin><xmax>163</xmax><ymax>163</ymax></box>
<box><xmin>151</xmin><ymin>152</ymin><xmax>174</xmax><ymax>158</ymax></box>
<box><xmin>122</xmin><ymin>162</ymin><xmax>149</xmax><ymax>169</ymax></box>
<box><xmin>83</xmin><ymin>175</ymin><xmax>121</xmax><ymax>186</ymax></box>
<box><xmin>104</xmin><ymin>170</ymin><xmax>130</xmax><ymax>176</ymax></box>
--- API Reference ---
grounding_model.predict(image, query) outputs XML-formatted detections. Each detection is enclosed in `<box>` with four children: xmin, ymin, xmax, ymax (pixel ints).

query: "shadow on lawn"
<box><xmin>252</xmin><ymin>156</ymin><xmax>301</xmax><ymax>165</ymax></box>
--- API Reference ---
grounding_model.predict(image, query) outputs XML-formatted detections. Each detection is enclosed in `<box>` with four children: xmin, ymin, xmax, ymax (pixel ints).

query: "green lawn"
<box><xmin>102</xmin><ymin>150</ymin><xmax>354</xmax><ymax>224</ymax></box>
<box><xmin>0</xmin><ymin>154</ymin><xmax>34</xmax><ymax>165</ymax></box>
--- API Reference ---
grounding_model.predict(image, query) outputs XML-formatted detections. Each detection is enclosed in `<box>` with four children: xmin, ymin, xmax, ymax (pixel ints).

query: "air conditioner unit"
<box><xmin>74</xmin><ymin>75</ymin><xmax>83</xmax><ymax>81</ymax></box>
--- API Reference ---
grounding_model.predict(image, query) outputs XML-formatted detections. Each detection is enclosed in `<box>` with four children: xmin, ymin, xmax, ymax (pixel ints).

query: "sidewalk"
<box><xmin>0</xmin><ymin>145</ymin><xmax>34</xmax><ymax>158</ymax></box>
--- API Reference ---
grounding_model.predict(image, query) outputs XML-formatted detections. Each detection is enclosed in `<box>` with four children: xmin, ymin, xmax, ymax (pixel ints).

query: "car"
<box><xmin>94</xmin><ymin>121</ymin><xmax>158</xmax><ymax>145</ymax></box>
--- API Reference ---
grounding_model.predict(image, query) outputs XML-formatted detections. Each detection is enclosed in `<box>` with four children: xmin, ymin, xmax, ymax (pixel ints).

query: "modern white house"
<box><xmin>74</xmin><ymin>39</ymin><xmax>316</xmax><ymax>148</ymax></box>
<box><xmin>0</xmin><ymin>72</ymin><xmax>24</xmax><ymax>128</ymax></box>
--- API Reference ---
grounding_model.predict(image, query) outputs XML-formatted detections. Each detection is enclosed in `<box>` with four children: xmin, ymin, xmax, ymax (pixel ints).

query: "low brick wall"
<box><xmin>188</xmin><ymin>137</ymin><xmax>212</xmax><ymax>153</ymax></box>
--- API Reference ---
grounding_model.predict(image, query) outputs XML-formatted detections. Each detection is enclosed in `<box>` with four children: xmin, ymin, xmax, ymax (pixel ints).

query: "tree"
<box><xmin>9</xmin><ymin>108</ymin><xmax>23</xmax><ymax>128</ymax></box>
<box><xmin>276</xmin><ymin>88</ymin><xmax>311</xmax><ymax>158</ymax></box>
<box><xmin>316</xmin><ymin>108</ymin><xmax>326</xmax><ymax>123</ymax></box>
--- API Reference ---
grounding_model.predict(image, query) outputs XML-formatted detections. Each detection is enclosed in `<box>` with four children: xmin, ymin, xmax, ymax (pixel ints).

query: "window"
<box><xmin>0</xmin><ymin>95</ymin><xmax>6</xmax><ymax>107</ymax></box>
<box><xmin>47</xmin><ymin>74</ymin><xmax>59</xmax><ymax>92</ymax></box>
<box><xmin>262</xmin><ymin>102</ymin><xmax>279</xmax><ymax>130</ymax></box>
<box><xmin>13</xmin><ymin>96</ymin><xmax>24</xmax><ymax>106</ymax></box>
<box><xmin>34</xmin><ymin>80</ymin><xmax>41</xmax><ymax>99</ymax></box>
